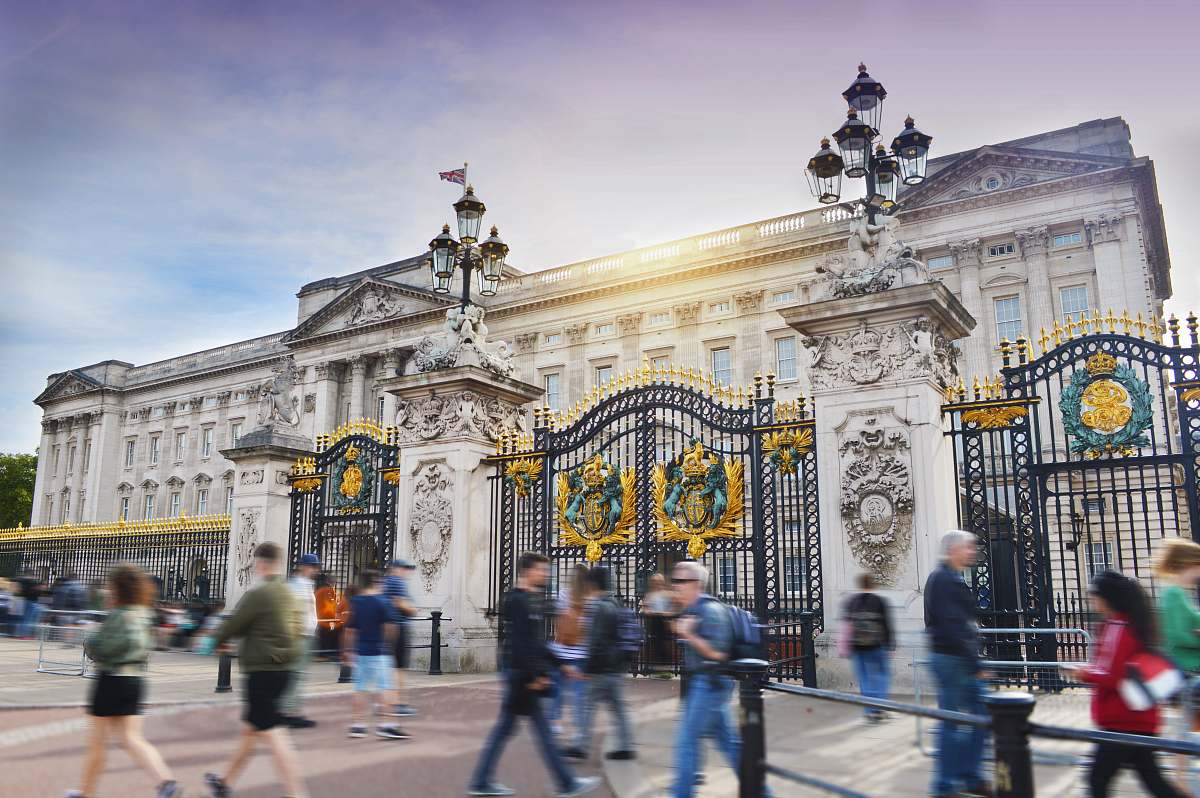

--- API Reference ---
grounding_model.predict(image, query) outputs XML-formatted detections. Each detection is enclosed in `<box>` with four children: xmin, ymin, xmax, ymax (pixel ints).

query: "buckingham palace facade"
<box><xmin>28</xmin><ymin>117</ymin><xmax>1171</xmax><ymax>533</ymax></box>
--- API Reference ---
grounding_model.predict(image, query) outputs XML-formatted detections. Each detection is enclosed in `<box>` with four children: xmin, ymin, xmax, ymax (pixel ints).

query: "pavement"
<box><xmin>0</xmin><ymin>637</ymin><xmax>1185</xmax><ymax>797</ymax></box>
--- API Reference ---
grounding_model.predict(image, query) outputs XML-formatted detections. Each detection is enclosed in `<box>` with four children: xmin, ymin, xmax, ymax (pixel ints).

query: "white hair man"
<box><xmin>924</xmin><ymin>530</ymin><xmax>988</xmax><ymax>798</ymax></box>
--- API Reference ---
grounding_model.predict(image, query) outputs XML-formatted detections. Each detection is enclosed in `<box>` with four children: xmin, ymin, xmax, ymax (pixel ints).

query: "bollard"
<box><xmin>428</xmin><ymin>610</ymin><xmax>443</xmax><ymax>676</ymax></box>
<box><xmin>731</xmin><ymin>658</ymin><xmax>769</xmax><ymax>798</ymax></box>
<box><xmin>985</xmin><ymin>691</ymin><xmax>1037</xmax><ymax>798</ymax></box>
<box><xmin>215</xmin><ymin>652</ymin><xmax>233</xmax><ymax>693</ymax></box>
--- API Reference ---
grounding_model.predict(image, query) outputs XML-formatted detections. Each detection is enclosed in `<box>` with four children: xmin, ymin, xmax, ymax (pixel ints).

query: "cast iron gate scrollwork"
<box><xmin>943</xmin><ymin>311</ymin><xmax>1200</xmax><ymax>669</ymax></box>
<box><xmin>288</xmin><ymin>420</ymin><xmax>400</xmax><ymax>593</ymax></box>
<box><xmin>488</xmin><ymin>365</ymin><xmax>823</xmax><ymax>684</ymax></box>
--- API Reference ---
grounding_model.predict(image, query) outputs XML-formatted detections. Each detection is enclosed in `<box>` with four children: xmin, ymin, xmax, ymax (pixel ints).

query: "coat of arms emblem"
<box><xmin>1060</xmin><ymin>352</ymin><xmax>1153</xmax><ymax>459</ymax></box>
<box><xmin>652</xmin><ymin>439</ymin><xmax>745</xmax><ymax>558</ymax></box>
<box><xmin>555</xmin><ymin>453</ymin><xmax>636</xmax><ymax>562</ymax></box>
<box><xmin>330</xmin><ymin>443</ymin><xmax>376</xmax><ymax>514</ymax></box>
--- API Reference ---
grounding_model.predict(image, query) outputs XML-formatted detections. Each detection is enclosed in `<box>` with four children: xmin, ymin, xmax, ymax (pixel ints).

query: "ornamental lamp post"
<box><xmin>426</xmin><ymin>183</ymin><xmax>509</xmax><ymax>307</ymax></box>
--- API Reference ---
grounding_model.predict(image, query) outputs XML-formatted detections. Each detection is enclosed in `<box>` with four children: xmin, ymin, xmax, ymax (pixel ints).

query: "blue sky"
<box><xmin>2</xmin><ymin>0</ymin><xmax>1199</xmax><ymax>453</ymax></box>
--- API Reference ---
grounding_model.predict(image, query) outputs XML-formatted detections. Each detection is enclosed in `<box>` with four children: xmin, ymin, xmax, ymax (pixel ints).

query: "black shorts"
<box><xmin>393</xmin><ymin>624</ymin><xmax>410</xmax><ymax>669</ymax></box>
<box><xmin>243</xmin><ymin>671</ymin><xmax>291</xmax><ymax>731</ymax></box>
<box><xmin>90</xmin><ymin>673</ymin><xmax>144</xmax><ymax>717</ymax></box>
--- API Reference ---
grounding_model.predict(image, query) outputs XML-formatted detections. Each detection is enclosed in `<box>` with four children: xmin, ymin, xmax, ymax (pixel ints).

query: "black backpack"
<box><xmin>848</xmin><ymin>593</ymin><xmax>887</xmax><ymax>648</ymax></box>
<box><xmin>701</xmin><ymin>596</ymin><xmax>765</xmax><ymax>661</ymax></box>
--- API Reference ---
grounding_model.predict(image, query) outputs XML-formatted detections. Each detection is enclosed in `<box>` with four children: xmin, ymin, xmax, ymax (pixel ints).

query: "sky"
<box><xmin>2</xmin><ymin>0</ymin><xmax>1199</xmax><ymax>453</ymax></box>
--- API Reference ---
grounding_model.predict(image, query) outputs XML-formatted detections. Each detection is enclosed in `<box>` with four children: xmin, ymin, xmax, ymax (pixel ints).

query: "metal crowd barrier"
<box><xmin>35</xmin><ymin>610</ymin><xmax>105</xmax><ymax>677</ymax></box>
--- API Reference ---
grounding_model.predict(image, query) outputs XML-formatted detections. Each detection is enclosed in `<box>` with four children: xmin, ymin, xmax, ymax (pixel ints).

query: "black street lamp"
<box><xmin>806</xmin><ymin>64</ymin><xmax>933</xmax><ymax>222</ymax></box>
<box><xmin>426</xmin><ymin>184</ymin><xmax>509</xmax><ymax>308</ymax></box>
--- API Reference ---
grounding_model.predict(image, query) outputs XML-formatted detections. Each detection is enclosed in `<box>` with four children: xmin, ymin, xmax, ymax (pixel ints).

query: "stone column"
<box><xmin>313</xmin><ymin>361</ymin><xmax>342</xmax><ymax>435</ymax></box>
<box><xmin>563</xmin><ymin>323</ymin><xmax>586</xmax><ymax>405</ymax></box>
<box><xmin>1086</xmin><ymin>213</ymin><xmax>1133</xmax><ymax>313</ymax></box>
<box><xmin>782</xmin><ymin>281</ymin><xmax>975</xmax><ymax>688</ymax></box>
<box><xmin>674</xmin><ymin>301</ymin><xmax>702</xmax><ymax>370</ymax></box>
<box><xmin>950</xmin><ymin>238</ymin><xmax>987</xmax><ymax>374</ymax></box>
<box><xmin>734</xmin><ymin>289</ymin><xmax>765</xmax><ymax>383</ymax></box>
<box><xmin>219</xmin><ymin>427</ymin><xmax>313</xmax><ymax>606</ymax></box>
<box><xmin>1016</xmin><ymin>226</ymin><xmax>1052</xmax><ymax>341</ymax></box>
<box><xmin>378</xmin><ymin>350</ymin><xmax>402</xmax><ymax>425</ymax></box>
<box><xmin>348</xmin><ymin>356</ymin><xmax>368</xmax><ymax>420</ymax></box>
<box><xmin>31</xmin><ymin>419</ymin><xmax>55</xmax><ymax>524</ymax></box>
<box><xmin>617</xmin><ymin>312</ymin><xmax>642</xmax><ymax>371</ymax></box>
<box><xmin>514</xmin><ymin>333</ymin><xmax>538</xmax><ymax>384</ymax></box>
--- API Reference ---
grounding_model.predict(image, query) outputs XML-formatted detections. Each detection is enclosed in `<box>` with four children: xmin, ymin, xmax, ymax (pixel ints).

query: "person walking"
<box><xmin>466</xmin><ymin>552</ymin><xmax>600</xmax><ymax>798</ymax></box>
<box><xmin>840</xmin><ymin>572</ymin><xmax>894</xmax><ymax>722</ymax></box>
<box><xmin>1155</xmin><ymin>538</ymin><xmax>1200</xmax><ymax>791</ymax></box>
<box><xmin>641</xmin><ymin>572</ymin><xmax>675</xmax><ymax>677</ymax></box>
<box><xmin>18</xmin><ymin>572</ymin><xmax>45</xmax><ymax>638</ymax></box>
<box><xmin>343</xmin><ymin>569</ymin><xmax>409</xmax><ymax>740</ymax></box>
<box><xmin>281</xmin><ymin>553</ymin><xmax>321</xmax><ymax>729</ymax></box>
<box><xmin>563</xmin><ymin>566</ymin><xmax>635</xmax><ymax>762</ymax></box>
<box><xmin>203</xmin><ymin>542</ymin><xmax>307</xmax><ymax>798</ymax></box>
<box><xmin>64</xmin><ymin>563</ymin><xmax>179</xmax><ymax>798</ymax></box>
<box><xmin>1064</xmin><ymin>570</ymin><xmax>1187</xmax><ymax>798</ymax></box>
<box><xmin>669</xmin><ymin>560</ymin><xmax>741</xmax><ymax>798</ymax></box>
<box><xmin>549</xmin><ymin>564</ymin><xmax>589</xmax><ymax>738</ymax></box>
<box><xmin>383</xmin><ymin>559</ymin><xmax>419</xmax><ymax>717</ymax></box>
<box><xmin>924</xmin><ymin>530</ymin><xmax>989</xmax><ymax>798</ymax></box>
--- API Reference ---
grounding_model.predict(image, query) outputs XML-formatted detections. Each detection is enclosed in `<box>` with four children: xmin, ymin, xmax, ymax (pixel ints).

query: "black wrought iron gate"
<box><xmin>488</xmin><ymin>367</ymin><xmax>822</xmax><ymax>683</ymax></box>
<box><xmin>288</xmin><ymin>420</ymin><xmax>399</xmax><ymax>592</ymax></box>
<box><xmin>943</xmin><ymin>313</ymin><xmax>1200</xmax><ymax>663</ymax></box>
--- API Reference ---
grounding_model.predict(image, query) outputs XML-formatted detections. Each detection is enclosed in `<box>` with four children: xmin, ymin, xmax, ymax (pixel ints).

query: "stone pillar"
<box><xmin>1016</xmin><ymin>226</ymin><xmax>1052</xmax><ymax>341</ymax></box>
<box><xmin>1086</xmin><ymin>213</ymin><xmax>1132</xmax><ymax>313</ymax></box>
<box><xmin>313</xmin><ymin>361</ymin><xmax>342</xmax><ymax>434</ymax></box>
<box><xmin>564</xmin><ymin>323</ymin><xmax>586</xmax><ymax>405</ymax></box>
<box><xmin>674</xmin><ymin>301</ymin><xmax>702</xmax><ymax>370</ymax></box>
<box><xmin>348</xmin><ymin>356</ymin><xmax>368</xmax><ymax>420</ymax></box>
<box><xmin>219</xmin><ymin>428</ymin><xmax>312</xmax><ymax>606</ymax></box>
<box><xmin>379</xmin><ymin>365</ymin><xmax>542</xmax><ymax>672</ymax></box>
<box><xmin>378</xmin><ymin>350</ymin><xmax>402</xmax><ymax>426</ymax></box>
<box><xmin>782</xmin><ymin>281</ymin><xmax>975</xmax><ymax>688</ymax></box>
<box><xmin>949</xmin><ymin>239</ymin><xmax>987</xmax><ymax>374</ymax></box>
<box><xmin>734</xmin><ymin>290</ymin><xmax>765</xmax><ymax>383</ymax></box>
<box><xmin>617</xmin><ymin>312</ymin><xmax>642</xmax><ymax>371</ymax></box>
<box><xmin>31</xmin><ymin>419</ymin><xmax>55</xmax><ymax>524</ymax></box>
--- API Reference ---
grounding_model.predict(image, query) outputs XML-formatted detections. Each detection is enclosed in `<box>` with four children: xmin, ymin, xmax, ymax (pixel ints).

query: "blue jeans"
<box><xmin>929</xmin><ymin>652</ymin><xmax>987</xmax><ymax>796</ymax></box>
<box><xmin>19</xmin><ymin>601</ymin><xmax>43</xmax><ymax>637</ymax></box>
<box><xmin>852</xmin><ymin>648</ymin><xmax>891</xmax><ymax>713</ymax></box>
<box><xmin>672</xmin><ymin>674</ymin><xmax>740</xmax><ymax>798</ymax></box>
<box><xmin>573</xmin><ymin>672</ymin><xmax>634</xmax><ymax>753</ymax></box>
<box><xmin>549</xmin><ymin>664</ymin><xmax>585</xmax><ymax>732</ymax></box>
<box><xmin>470</xmin><ymin>672</ymin><xmax>576</xmax><ymax>792</ymax></box>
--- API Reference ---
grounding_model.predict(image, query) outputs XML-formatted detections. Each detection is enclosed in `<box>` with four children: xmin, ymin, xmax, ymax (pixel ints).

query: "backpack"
<box><xmin>848</xmin><ymin>593</ymin><xmax>887</xmax><ymax>649</ymax></box>
<box><xmin>615</xmin><ymin>602</ymin><xmax>644</xmax><ymax>656</ymax></box>
<box><xmin>700</xmin><ymin>596</ymin><xmax>764</xmax><ymax>661</ymax></box>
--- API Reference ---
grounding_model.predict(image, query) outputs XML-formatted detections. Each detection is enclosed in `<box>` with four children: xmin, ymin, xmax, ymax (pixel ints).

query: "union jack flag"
<box><xmin>438</xmin><ymin>168</ymin><xmax>466</xmax><ymax>185</ymax></box>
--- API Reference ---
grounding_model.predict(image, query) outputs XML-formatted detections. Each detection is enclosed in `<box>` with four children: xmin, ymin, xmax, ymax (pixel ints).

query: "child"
<box><xmin>1064</xmin><ymin>570</ymin><xmax>1186</xmax><ymax>798</ymax></box>
<box><xmin>1154</xmin><ymin>537</ymin><xmax>1200</xmax><ymax>791</ymax></box>
<box><xmin>343</xmin><ymin>569</ymin><xmax>408</xmax><ymax>740</ymax></box>
<box><xmin>66</xmin><ymin>563</ymin><xmax>179</xmax><ymax>798</ymax></box>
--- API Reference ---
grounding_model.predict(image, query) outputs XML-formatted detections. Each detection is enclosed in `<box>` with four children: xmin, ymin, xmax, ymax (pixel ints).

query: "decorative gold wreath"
<box><xmin>761</xmin><ymin>426</ymin><xmax>815</xmax><ymax>475</ymax></box>
<box><xmin>504</xmin><ymin>457</ymin><xmax>544</xmax><ymax>499</ymax></box>
<box><xmin>555</xmin><ymin>462</ymin><xmax>636</xmax><ymax>562</ymax></box>
<box><xmin>652</xmin><ymin>454</ymin><xmax>745</xmax><ymax>559</ymax></box>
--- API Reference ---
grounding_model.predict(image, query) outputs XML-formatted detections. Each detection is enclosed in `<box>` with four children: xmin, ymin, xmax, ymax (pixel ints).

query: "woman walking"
<box><xmin>641</xmin><ymin>573</ymin><xmax>675</xmax><ymax>676</ymax></box>
<box><xmin>549</xmin><ymin>564</ymin><xmax>590</xmax><ymax>738</ymax></box>
<box><xmin>840</xmin><ymin>573</ymin><xmax>894</xmax><ymax>722</ymax></box>
<box><xmin>67</xmin><ymin>563</ymin><xmax>180</xmax><ymax>798</ymax></box>
<box><xmin>1065</xmin><ymin>570</ymin><xmax>1186</xmax><ymax>798</ymax></box>
<box><xmin>1155</xmin><ymin>538</ymin><xmax>1200</xmax><ymax>792</ymax></box>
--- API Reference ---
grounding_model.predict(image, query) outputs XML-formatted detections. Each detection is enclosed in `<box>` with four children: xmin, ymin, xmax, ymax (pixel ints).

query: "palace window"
<box><xmin>1084</xmin><ymin>497</ymin><xmax>1106</xmax><ymax>514</ymax></box>
<box><xmin>225</xmin><ymin>486</ymin><xmax>234</xmax><ymax>514</ymax></box>
<box><xmin>152</xmin><ymin>406</ymin><xmax>165</xmax><ymax>419</ymax></box>
<box><xmin>775</xmin><ymin>337</ymin><xmax>797</xmax><ymax>381</ymax></box>
<box><xmin>988</xmin><ymin>242</ymin><xmax>1015</xmax><ymax>258</ymax></box>
<box><xmin>709</xmin><ymin>300</ymin><xmax>731</xmax><ymax>314</ymax></box>
<box><xmin>994</xmin><ymin>296</ymin><xmax>1023</xmax><ymax>343</ymax></box>
<box><xmin>717</xmin><ymin>556</ymin><xmax>737</xmax><ymax>595</ymax></box>
<box><xmin>143</xmin><ymin>494</ymin><xmax>156</xmax><ymax>520</ymax></box>
<box><xmin>174</xmin><ymin>431</ymin><xmax>186</xmax><ymax>461</ymax></box>
<box><xmin>83</xmin><ymin>440</ymin><xmax>91</xmax><ymax>473</ymax></box>
<box><xmin>170</xmin><ymin>492</ymin><xmax>181</xmax><ymax>518</ymax></box>
<box><xmin>650</xmin><ymin>354</ymin><xmax>671</xmax><ymax>371</ymax></box>
<box><xmin>120</xmin><ymin>496</ymin><xmax>130</xmax><ymax>521</ymax></box>
<box><xmin>927</xmin><ymin>255</ymin><xmax>955</xmax><ymax>270</ymax></box>
<box><xmin>544</xmin><ymin>373</ymin><xmax>561</xmax><ymax>411</ymax></box>
<box><xmin>544</xmin><ymin>332</ymin><xmax>561</xmax><ymax>345</ymax></box>
<box><xmin>231</xmin><ymin>421</ymin><xmax>243</xmax><ymax>444</ymax></box>
<box><xmin>377</xmin><ymin>397</ymin><xmax>385</xmax><ymax>424</ymax></box>
<box><xmin>595</xmin><ymin>364</ymin><xmax>613</xmax><ymax>386</ymax></box>
<box><xmin>201</xmin><ymin>428</ymin><xmax>214</xmax><ymax>459</ymax></box>
<box><xmin>1086</xmin><ymin>541</ymin><xmax>1115</xmax><ymax>578</ymax></box>
<box><xmin>771</xmin><ymin>290</ymin><xmax>795</xmax><ymax>305</ymax></box>
<box><xmin>648</xmin><ymin>311</ymin><xmax>671</xmax><ymax>326</ymax></box>
<box><xmin>67</xmin><ymin>444</ymin><xmax>76</xmax><ymax>475</ymax></box>
<box><xmin>125</xmin><ymin>439</ymin><xmax>136</xmax><ymax>468</ymax></box>
<box><xmin>711</xmin><ymin>347</ymin><xmax>732</xmax><ymax>386</ymax></box>
<box><xmin>60</xmin><ymin>493</ymin><xmax>70</xmax><ymax>523</ymax></box>
<box><xmin>53</xmin><ymin>446</ymin><xmax>60</xmax><ymax>475</ymax></box>
<box><xmin>783</xmin><ymin>554</ymin><xmax>804</xmax><ymax>595</ymax></box>
<box><xmin>149</xmin><ymin>435</ymin><xmax>160</xmax><ymax>466</ymax></box>
<box><xmin>1060</xmin><ymin>285</ymin><xmax>1090</xmax><ymax>323</ymax></box>
<box><xmin>44</xmin><ymin>494</ymin><xmax>53</xmax><ymax>520</ymax></box>
<box><xmin>595</xmin><ymin>322</ymin><xmax>615</xmax><ymax>336</ymax></box>
<box><xmin>197</xmin><ymin>488</ymin><xmax>209</xmax><ymax>515</ymax></box>
<box><xmin>78</xmin><ymin>492</ymin><xmax>85</xmax><ymax>522</ymax></box>
<box><xmin>1053</xmin><ymin>231</ymin><xmax>1083</xmax><ymax>248</ymax></box>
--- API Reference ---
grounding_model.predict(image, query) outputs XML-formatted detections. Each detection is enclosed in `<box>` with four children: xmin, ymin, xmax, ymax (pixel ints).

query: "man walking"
<box><xmin>670</xmin><ymin>560</ymin><xmax>740</xmax><ymax>798</ymax></box>
<box><xmin>563</xmin><ymin>566</ymin><xmax>635</xmax><ymax>762</ymax></box>
<box><xmin>924</xmin><ymin>530</ymin><xmax>990</xmax><ymax>798</ymax></box>
<box><xmin>281</xmin><ymin>552</ymin><xmax>321</xmax><ymax>729</ymax></box>
<box><xmin>466</xmin><ymin>552</ymin><xmax>600</xmax><ymax>798</ymax></box>
<box><xmin>343</xmin><ymin>570</ymin><xmax>409</xmax><ymax>740</ymax></box>
<box><xmin>384</xmin><ymin>559</ymin><xmax>418</xmax><ymax>717</ymax></box>
<box><xmin>204</xmin><ymin>542</ymin><xmax>307</xmax><ymax>798</ymax></box>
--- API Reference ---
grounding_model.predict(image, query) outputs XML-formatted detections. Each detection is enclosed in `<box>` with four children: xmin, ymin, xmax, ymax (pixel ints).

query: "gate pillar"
<box><xmin>220</xmin><ymin>427</ymin><xmax>313</xmax><ymax>606</ymax></box>
<box><xmin>782</xmin><ymin>280</ymin><xmax>974</xmax><ymax>687</ymax></box>
<box><xmin>379</xmin><ymin>365</ymin><xmax>542</xmax><ymax>672</ymax></box>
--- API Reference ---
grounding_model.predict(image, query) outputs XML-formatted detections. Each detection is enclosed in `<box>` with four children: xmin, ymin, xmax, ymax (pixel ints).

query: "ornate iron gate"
<box><xmin>288</xmin><ymin>420</ymin><xmax>400</xmax><ymax>592</ymax></box>
<box><xmin>943</xmin><ymin>312</ymin><xmax>1200</xmax><ymax>663</ymax></box>
<box><xmin>488</xmin><ymin>365</ymin><xmax>822</xmax><ymax>683</ymax></box>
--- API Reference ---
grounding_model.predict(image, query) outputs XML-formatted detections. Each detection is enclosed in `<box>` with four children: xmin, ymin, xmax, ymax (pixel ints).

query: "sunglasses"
<box><xmin>671</xmin><ymin>577</ymin><xmax>699</xmax><ymax>584</ymax></box>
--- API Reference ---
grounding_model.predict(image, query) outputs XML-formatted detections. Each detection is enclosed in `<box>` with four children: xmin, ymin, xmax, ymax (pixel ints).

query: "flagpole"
<box><xmin>463</xmin><ymin>161</ymin><xmax>469</xmax><ymax>188</ymax></box>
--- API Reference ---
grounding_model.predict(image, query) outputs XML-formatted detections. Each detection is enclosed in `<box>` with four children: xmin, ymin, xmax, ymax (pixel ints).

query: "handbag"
<box><xmin>1119</xmin><ymin>651</ymin><xmax>1185</xmax><ymax>711</ymax></box>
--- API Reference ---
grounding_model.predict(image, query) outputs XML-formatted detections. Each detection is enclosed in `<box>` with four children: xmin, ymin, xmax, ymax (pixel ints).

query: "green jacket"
<box><xmin>215</xmin><ymin>575</ymin><xmax>303</xmax><ymax>672</ymax></box>
<box><xmin>85</xmin><ymin>607</ymin><xmax>151</xmax><ymax>675</ymax></box>
<box><xmin>1160</xmin><ymin>584</ymin><xmax>1200</xmax><ymax>672</ymax></box>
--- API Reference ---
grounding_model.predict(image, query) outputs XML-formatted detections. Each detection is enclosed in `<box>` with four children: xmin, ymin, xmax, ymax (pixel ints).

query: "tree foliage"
<box><xmin>0</xmin><ymin>453</ymin><xmax>38</xmax><ymax>528</ymax></box>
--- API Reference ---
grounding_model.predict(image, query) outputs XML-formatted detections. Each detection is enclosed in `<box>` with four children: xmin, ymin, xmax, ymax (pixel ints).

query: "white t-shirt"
<box><xmin>288</xmin><ymin>575</ymin><xmax>318</xmax><ymax>635</ymax></box>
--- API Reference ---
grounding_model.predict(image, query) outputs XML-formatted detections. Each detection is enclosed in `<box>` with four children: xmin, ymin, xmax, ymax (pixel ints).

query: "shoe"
<box><xmin>694</xmin><ymin>773</ymin><xmax>706</xmax><ymax>786</ymax></box>
<box><xmin>156</xmin><ymin>781</ymin><xmax>182</xmax><ymax>798</ymax></box>
<box><xmin>561</xmin><ymin>746</ymin><xmax>587</xmax><ymax>760</ymax></box>
<box><xmin>604</xmin><ymin>750</ymin><xmax>636</xmax><ymax>761</ymax></box>
<box><xmin>203</xmin><ymin>773</ymin><xmax>229</xmax><ymax>798</ymax></box>
<box><xmin>555</xmin><ymin>776</ymin><xmax>601</xmax><ymax>798</ymax></box>
<box><xmin>63</xmin><ymin>791</ymin><xmax>84</xmax><ymax>798</ymax></box>
<box><xmin>963</xmin><ymin>783</ymin><xmax>993</xmax><ymax>797</ymax></box>
<box><xmin>466</xmin><ymin>785</ymin><xmax>515</xmax><ymax>797</ymax></box>
<box><xmin>376</xmin><ymin>724</ymin><xmax>410</xmax><ymax>740</ymax></box>
<box><xmin>286</xmin><ymin>716</ymin><xmax>316</xmax><ymax>729</ymax></box>
<box><xmin>389</xmin><ymin>703</ymin><xmax>418</xmax><ymax>717</ymax></box>
<box><xmin>347</xmin><ymin>723</ymin><xmax>367</xmax><ymax>738</ymax></box>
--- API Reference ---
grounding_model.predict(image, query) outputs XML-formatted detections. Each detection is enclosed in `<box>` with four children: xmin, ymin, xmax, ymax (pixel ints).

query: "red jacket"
<box><xmin>1079</xmin><ymin>614</ymin><xmax>1161</xmax><ymax>734</ymax></box>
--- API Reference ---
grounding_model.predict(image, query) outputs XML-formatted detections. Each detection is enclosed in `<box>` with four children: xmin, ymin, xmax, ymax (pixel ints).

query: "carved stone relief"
<box><xmin>838</xmin><ymin>413</ymin><xmax>913</xmax><ymax>585</ymax></box>
<box><xmin>347</xmin><ymin>285</ymin><xmax>404</xmax><ymax>326</ymax></box>
<box><xmin>816</xmin><ymin>214</ymin><xmax>930</xmax><ymax>299</ymax></box>
<box><xmin>734</xmin><ymin>289</ymin><xmax>764</xmax><ymax>313</ymax></box>
<box><xmin>1015</xmin><ymin>226</ymin><xmax>1049</xmax><ymax>258</ymax></box>
<box><xmin>407</xmin><ymin>305</ymin><xmax>515</xmax><ymax>378</ymax></box>
<box><xmin>394</xmin><ymin>391</ymin><xmax>527</xmax><ymax>444</ymax></box>
<box><xmin>240</xmin><ymin>469</ymin><xmax>264</xmax><ymax>486</ymax></box>
<box><xmin>801</xmin><ymin>318</ymin><xmax>959</xmax><ymax>390</ymax></box>
<box><xmin>674</xmin><ymin>302</ymin><xmax>701</xmax><ymax>324</ymax></box>
<box><xmin>617</xmin><ymin>313</ymin><xmax>642</xmax><ymax>335</ymax></box>
<box><xmin>564</xmin><ymin>323</ymin><xmax>586</xmax><ymax>345</ymax></box>
<box><xmin>1085</xmin><ymin>213</ymin><xmax>1124</xmax><ymax>246</ymax></box>
<box><xmin>515</xmin><ymin>332</ymin><xmax>538</xmax><ymax>354</ymax></box>
<box><xmin>409</xmin><ymin>463</ymin><xmax>453</xmax><ymax>592</ymax></box>
<box><xmin>948</xmin><ymin>238</ymin><xmax>983</xmax><ymax>266</ymax></box>
<box><xmin>303</xmin><ymin>393</ymin><xmax>316</xmax><ymax>413</ymax></box>
<box><xmin>254</xmin><ymin>356</ymin><xmax>302</xmax><ymax>429</ymax></box>
<box><xmin>236</xmin><ymin>508</ymin><xmax>261</xmax><ymax>587</ymax></box>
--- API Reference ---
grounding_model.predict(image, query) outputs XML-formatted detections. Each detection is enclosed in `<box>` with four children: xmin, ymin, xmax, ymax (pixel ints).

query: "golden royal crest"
<box><xmin>1080</xmin><ymin>379</ymin><xmax>1131</xmax><ymax>433</ymax></box>
<box><xmin>652</xmin><ymin>439</ymin><xmax>745</xmax><ymax>558</ymax></box>
<box><xmin>330</xmin><ymin>442</ymin><xmax>375</xmax><ymax>515</ymax></box>
<box><xmin>555</xmin><ymin>453</ymin><xmax>636</xmax><ymax>562</ymax></box>
<box><xmin>504</xmin><ymin>457</ymin><xmax>544</xmax><ymax>499</ymax></box>
<box><xmin>761</xmin><ymin>426</ymin><xmax>815</xmax><ymax>475</ymax></box>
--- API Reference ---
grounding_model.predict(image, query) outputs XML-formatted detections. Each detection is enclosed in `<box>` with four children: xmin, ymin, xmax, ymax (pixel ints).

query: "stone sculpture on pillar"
<box><xmin>816</xmin><ymin>214</ymin><xmax>931</xmax><ymax>299</ymax></box>
<box><xmin>407</xmin><ymin>305</ymin><xmax>515</xmax><ymax>378</ymax></box>
<box><xmin>255</xmin><ymin>356</ymin><xmax>302</xmax><ymax>430</ymax></box>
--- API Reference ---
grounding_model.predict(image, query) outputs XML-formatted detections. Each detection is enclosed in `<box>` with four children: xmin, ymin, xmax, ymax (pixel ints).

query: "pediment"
<box><xmin>35</xmin><ymin>370</ymin><xmax>102</xmax><ymax>405</ymax></box>
<box><xmin>285</xmin><ymin>278</ymin><xmax>450</xmax><ymax>342</ymax></box>
<box><xmin>900</xmin><ymin>146</ymin><xmax>1127</xmax><ymax>210</ymax></box>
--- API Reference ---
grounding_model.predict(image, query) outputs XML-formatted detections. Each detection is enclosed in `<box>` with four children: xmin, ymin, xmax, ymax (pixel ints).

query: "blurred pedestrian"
<box><xmin>924</xmin><ymin>530</ymin><xmax>989</xmax><ymax>798</ymax></box>
<box><xmin>0</xmin><ymin>577</ymin><xmax>12</xmax><ymax>636</ymax></box>
<box><xmin>18</xmin><ymin>572</ymin><xmax>46</xmax><ymax>637</ymax></box>
<box><xmin>549</xmin><ymin>564</ymin><xmax>589</xmax><ymax>738</ymax></box>
<box><xmin>670</xmin><ymin>560</ymin><xmax>740</xmax><ymax>798</ymax></box>
<box><xmin>281</xmin><ymin>552</ymin><xmax>321</xmax><ymax>729</ymax></box>
<box><xmin>1064</xmin><ymin>570</ymin><xmax>1186</xmax><ymax>798</ymax></box>
<box><xmin>343</xmin><ymin>569</ymin><xmax>409</xmax><ymax>740</ymax></box>
<box><xmin>1155</xmin><ymin>538</ymin><xmax>1200</xmax><ymax>791</ymax></box>
<box><xmin>65</xmin><ymin>563</ymin><xmax>179</xmax><ymax>798</ymax></box>
<box><xmin>384</xmin><ymin>559</ymin><xmax>419</xmax><ymax>717</ymax></box>
<box><xmin>641</xmin><ymin>573</ymin><xmax>674</xmax><ymax>677</ymax></box>
<box><xmin>466</xmin><ymin>552</ymin><xmax>600</xmax><ymax>798</ymax></box>
<box><xmin>839</xmin><ymin>573</ymin><xmax>893</xmax><ymax>722</ymax></box>
<box><xmin>203</xmin><ymin>541</ymin><xmax>307</xmax><ymax>798</ymax></box>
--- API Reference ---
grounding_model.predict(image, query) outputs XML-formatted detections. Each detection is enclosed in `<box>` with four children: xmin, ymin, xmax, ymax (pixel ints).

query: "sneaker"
<box><xmin>604</xmin><ymin>750</ymin><xmax>636</xmax><ymax>761</ymax></box>
<box><xmin>466</xmin><ymin>785</ymin><xmax>515</xmax><ymax>797</ymax></box>
<box><xmin>203</xmin><ymin>773</ymin><xmax>229</xmax><ymax>798</ymax></box>
<box><xmin>348</xmin><ymin>723</ymin><xmax>367</xmax><ymax>738</ymax></box>
<box><xmin>963</xmin><ymin>783</ymin><xmax>993</xmax><ymax>798</ymax></box>
<box><xmin>376</xmin><ymin>724</ymin><xmax>410</xmax><ymax>740</ymax></box>
<box><xmin>694</xmin><ymin>773</ymin><xmax>706</xmax><ymax>786</ymax></box>
<box><xmin>286</xmin><ymin>716</ymin><xmax>316</xmax><ymax>729</ymax></box>
<box><xmin>389</xmin><ymin>704</ymin><xmax>418</xmax><ymax>717</ymax></box>
<box><xmin>555</xmin><ymin>776</ymin><xmax>601</xmax><ymax>798</ymax></box>
<box><xmin>561</xmin><ymin>746</ymin><xmax>587</xmax><ymax>760</ymax></box>
<box><xmin>156</xmin><ymin>781</ymin><xmax>182</xmax><ymax>798</ymax></box>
